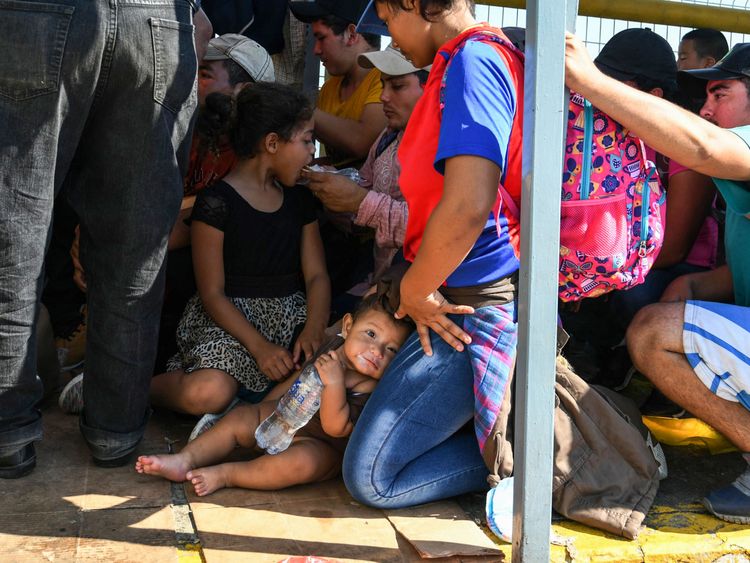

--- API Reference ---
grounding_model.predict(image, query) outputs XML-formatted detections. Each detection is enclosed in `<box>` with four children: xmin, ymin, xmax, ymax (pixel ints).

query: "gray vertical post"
<box><xmin>511</xmin><ymin>0</ymin><xmax>572</xmax><ymax>560</ymax></box>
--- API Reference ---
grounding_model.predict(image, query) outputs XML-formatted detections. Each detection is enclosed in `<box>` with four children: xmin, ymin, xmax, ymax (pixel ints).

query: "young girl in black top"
<box><xmin>150</xmin><ymin>83</ymin><xmax>330</xmax><ymax>429</ymax></box>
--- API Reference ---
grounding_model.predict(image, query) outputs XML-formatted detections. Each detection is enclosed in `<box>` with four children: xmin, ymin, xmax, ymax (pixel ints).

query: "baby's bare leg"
<box><xmin>135</xmin><ymin>402</ymin><xmax>275</xmax><ymax>481</ymax></box>
<box><xmin>187</xmin><ymin>438</ymin><xmax>341</xmax><ymax>496</ymax></box>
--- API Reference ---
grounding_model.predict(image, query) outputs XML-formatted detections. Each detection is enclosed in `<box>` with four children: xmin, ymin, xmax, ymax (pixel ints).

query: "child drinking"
<box><xmin>150</xmin><ymin>83</ymin><xmax>331</xmax><ymax>429</ymax></box>
<box><xmin>136</xmin><ymin>295</ymin><xmax>412</xmax><ymax>495</ymax></box>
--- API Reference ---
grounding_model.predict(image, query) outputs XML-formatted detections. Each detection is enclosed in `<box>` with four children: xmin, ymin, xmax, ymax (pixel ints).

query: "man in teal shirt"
<box><xmin>565</xmin><ymin>38</ymin><xmax>750</xmax><ymax>524</ymax></box>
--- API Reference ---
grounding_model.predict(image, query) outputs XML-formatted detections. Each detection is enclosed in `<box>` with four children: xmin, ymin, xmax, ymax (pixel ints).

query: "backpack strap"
<box><xmin>439</xmin><ymin>29</ymin><xmax>525</xmax><ymax>108</ymax></box>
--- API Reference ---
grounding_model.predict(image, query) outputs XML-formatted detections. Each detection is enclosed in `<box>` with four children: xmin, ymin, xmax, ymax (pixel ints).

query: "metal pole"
<box><xmin>512</xmin><ymin>0</ymin><xmax>570</xmax><ymax>558</ymax></box>
<box><xmin>484</xmin><ymin>0</ymin><xmax>750</xmax><ymax>35</ymax></box>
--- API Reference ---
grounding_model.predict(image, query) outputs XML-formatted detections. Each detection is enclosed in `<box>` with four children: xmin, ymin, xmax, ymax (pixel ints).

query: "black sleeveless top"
<box><xmin>191</xmin><ymin>180</ymin><xmax>317</xmax><ymax>298</ymax></box>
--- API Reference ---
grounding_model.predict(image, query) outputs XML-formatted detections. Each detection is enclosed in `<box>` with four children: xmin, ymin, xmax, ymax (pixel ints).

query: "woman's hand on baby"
<box><xmin>315</xmin><ymin>350</ymin><xmax>346</xmax><ymax>387</ymax></box>
<box><xmin>293</xmin><ymin>324</ymin><xmax>325</xmax><ymax>367</ymax></box>
<box><xmin>396</xmin><ymin>279</ymin><xmax>474</xmax><ymax>356</ymax></box>
<box><xmin>255</xmin><ymin>341</ymin><xmax>295</xmax><ymax>381</ymax></box>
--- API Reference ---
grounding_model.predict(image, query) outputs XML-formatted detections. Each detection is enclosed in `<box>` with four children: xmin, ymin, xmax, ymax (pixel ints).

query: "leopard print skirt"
<box><xmin>167</xmin><ymin>292</ymin><xmax>307</xmax><ymax>392</ymax></box>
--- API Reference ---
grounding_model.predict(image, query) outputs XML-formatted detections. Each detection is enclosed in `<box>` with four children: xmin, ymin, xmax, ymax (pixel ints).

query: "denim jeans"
<box><xmin>0</xmin><ymin>0</ymin><xmax>196</xmax><ymax>462</ymax></box>
<box><xmin>343</xmin><ymin>316</ymin><xmax>494</xmax><ymax>508</ymax></box>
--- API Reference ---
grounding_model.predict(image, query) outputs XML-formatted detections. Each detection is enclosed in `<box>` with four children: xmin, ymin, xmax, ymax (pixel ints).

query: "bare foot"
<box><xmin>135</xmin><ymin>454</ymin><xmax>192</xmax><ymax>482</ymax></box>
<box><xmin>187</xmin><ymin>465</ymin><xmax>228</xmax><ymax>496</ymax></box>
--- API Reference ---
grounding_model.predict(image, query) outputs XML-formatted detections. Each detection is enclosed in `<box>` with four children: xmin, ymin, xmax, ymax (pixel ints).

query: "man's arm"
<box><xmin>303</xmin><ymin>170</ymin><xmax>407</xmax><ymax>248</ymax></box>
<box><xmin>353</xmin><ymin>135</ymin><xmax>407</xmax><ymax>248</ymax></box>
<box><xmin>355</xmin><ymin>190</ymin><xmax>407</xmax><ymax>249</ymax></box>
<box><xmin>565</xmin><ymin>33</ymin><xmax>750</xmax><ymax>181</ymax></box>
<box><xmin>660</xmin><ymin>264</ymin><xmax>734</xmax><ymax>303</ymax></box>
<box><xmin>305</xmin><ymin>171</ymin><xmax>368</xmax><ymax>213</ymax></box>
<box><xmin>314</xmin><ymin>104</ymin><xmax>387</xmax><ymax>160</ymax></box>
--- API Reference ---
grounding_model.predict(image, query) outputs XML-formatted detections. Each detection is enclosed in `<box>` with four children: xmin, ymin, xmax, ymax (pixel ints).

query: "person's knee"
<box><xmin>183</xmin><ymin>373</ymin><xmax>236</xmax><ymax>413</ymax></box>
<box><xmin>288</xmin><ymin>448</ymin><xmax>330</xmax><ymax>484</ymax></box>
<box><xmin>342</xmin><ymin>446</ymin><xmax>375</xmax><ymax>504</ymax></box>
<box><xmin>627</xmin><ymin>301</ymin><xmax>685</xmax><ymax>373</ymax></box>
<box><xmin>341</xmin><ymin>447</ymin><xmax>397</xmax><ymax>508</ymax></box>
<box><xmin>627</xmin><ymin>304</ymin><xmax>664</xmax><ymax>368</ymax></box>
<box><xmin>342</xmin><ymin>472</ymin><xmax>388</xmax><ymax>508</ymax></box>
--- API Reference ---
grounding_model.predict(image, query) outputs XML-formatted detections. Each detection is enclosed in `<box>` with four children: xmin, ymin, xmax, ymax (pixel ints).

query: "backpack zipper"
<box><xmin>639</xmin><ymin>167</ymin><xmax>656</xmax><ymax>257</ymax></box>
<box><xmin>580</xmin><ymin>100</ymin><xmax>594</xmax><ymax>200</ymax></box>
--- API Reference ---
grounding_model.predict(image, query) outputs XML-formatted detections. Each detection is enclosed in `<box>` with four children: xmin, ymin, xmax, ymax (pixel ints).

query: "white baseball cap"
<box><xmin>358</xmin><ymin>45</ymin><xmax>431</xmax><ymax>76</ymax></box>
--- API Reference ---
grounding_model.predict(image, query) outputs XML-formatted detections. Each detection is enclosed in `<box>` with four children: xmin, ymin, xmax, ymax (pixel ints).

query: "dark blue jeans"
<box><xmin>342</xmin><ymin>304</ymin><xmax>518</xmax><ymax>508</ymax></box>
<box><xmin>0</xmin><ymin>0</ymin><xmax>196</xmax><ymax>462</ymax></box>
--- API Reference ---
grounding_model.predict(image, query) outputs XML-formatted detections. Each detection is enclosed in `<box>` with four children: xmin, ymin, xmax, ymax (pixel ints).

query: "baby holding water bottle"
<box><xmin>136</xmin><ymin>294</ymin><xmax>412</xmax><ymax>495</ymax></box>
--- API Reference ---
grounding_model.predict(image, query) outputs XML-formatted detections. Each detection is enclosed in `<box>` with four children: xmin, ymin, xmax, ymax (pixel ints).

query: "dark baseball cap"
<box><xmin>289</xmin><ymin>0</ymin><xmax>370</xmax><ymax>25</ymax></box>
<box><xmin>678</xmin><ymin>43</ymin><xmax>750</xmax><ymax>97</ymax></box>
<box><xmin>357</xmin><ymin>0</ymin><xmax>389</xmax><ymax>36</ymax></box>
<box><xmin>595</xmin><ymin>28</ymin><xmax>677</xmax><ymax>85</ymax></box>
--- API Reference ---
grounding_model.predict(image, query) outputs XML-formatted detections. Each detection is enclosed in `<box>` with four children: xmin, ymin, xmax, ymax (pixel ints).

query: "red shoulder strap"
<box><xmin>438</xmin><ymin>27</ymin><xmax>525</xmax><ymax>221</ymax></box>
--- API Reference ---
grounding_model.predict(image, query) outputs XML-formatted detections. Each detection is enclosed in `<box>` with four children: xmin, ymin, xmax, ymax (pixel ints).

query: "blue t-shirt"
<box><xmin>435</xmin><ymin>39</ymin><xmax>519</xmax><ymax>287</ymax></box>
<box><xmin>711</xmin><ymin>125</ymin><xmax>750</xmax><ymax>306</ymax></box>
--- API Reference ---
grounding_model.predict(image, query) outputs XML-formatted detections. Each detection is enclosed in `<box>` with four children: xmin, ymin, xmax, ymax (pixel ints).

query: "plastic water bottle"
<box><xmin>299</xmin><ymin>165</ymin><xmax>364</xmax><ymax>186</ymax></box>
<box><xmin>255</xmin><ymin>363</ymin><xmax>323</xmax><ymax>455</ymax></box>
<box><xmin>332</xmin><ymin>167</ymin><xmax>364</xmax><ymax>185</ymax></box>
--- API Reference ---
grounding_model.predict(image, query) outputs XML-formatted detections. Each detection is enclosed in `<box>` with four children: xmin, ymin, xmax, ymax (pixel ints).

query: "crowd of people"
<box><xmin>1</xmin><ymin>0</ymin><xmax>748</xmax><ymax>530</ymax></box>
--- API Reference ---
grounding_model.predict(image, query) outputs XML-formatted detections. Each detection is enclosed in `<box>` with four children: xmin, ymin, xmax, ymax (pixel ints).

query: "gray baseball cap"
<box><xmin>203</xmin><ymin>34</ymin><xmax>275</xmax><ymax>83</ymax></box>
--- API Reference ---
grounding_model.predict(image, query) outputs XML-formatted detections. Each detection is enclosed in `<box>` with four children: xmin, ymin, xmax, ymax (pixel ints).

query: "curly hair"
<box><xmin>374</xmin><ymin>0</ymin><xmax>475</xmax><ymax>21</ymax></box>
<box><xmin>196</xmin><ymin>82</ymin><xmax>314</xmax><ymax>159</ymax></box>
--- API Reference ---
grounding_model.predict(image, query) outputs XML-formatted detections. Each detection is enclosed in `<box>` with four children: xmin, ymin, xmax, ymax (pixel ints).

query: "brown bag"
<box><xmin>486</xmin><ymin>356</ymin><xmax>661</xmax><ymax>540</ymax></box>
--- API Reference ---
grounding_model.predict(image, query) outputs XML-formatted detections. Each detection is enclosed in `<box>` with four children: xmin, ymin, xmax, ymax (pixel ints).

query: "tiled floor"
<box><xmin>2</xmin><ymin>398</ymin><xmax>750</xmax><ymax>562</ymax></box>
<box><xmin>0</xmin><ymin>403</ymin><xmax>502</xmax><ymax>562</ymax></box>
<box><xmin>0</xmin><ymin>404</ymin><xmax>183</xmax><ymax>562</ymax></box>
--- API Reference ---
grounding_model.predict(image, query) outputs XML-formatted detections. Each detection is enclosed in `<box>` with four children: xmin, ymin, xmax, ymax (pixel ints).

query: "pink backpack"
<box><xmin>558</xmin><ymin>93</ymin><xmax>666</xmax><ymax>302</ymax></box>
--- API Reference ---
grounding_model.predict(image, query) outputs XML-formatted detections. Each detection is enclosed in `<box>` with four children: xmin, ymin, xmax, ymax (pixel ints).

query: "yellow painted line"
<box><xmin>177</xmin><ymin>541</ymin><xmax>205</xmax><ymax>563</ymax></box>
<box><xmin>483</xmin><ymin>506</ymin><xmax>750</xmax><ymax>561</ymax></box>
<box><xmin>167</xmin><ymin>439</ymin><xmax>205</xmax><ymax>563</ymax></box>
<box><xmin>545</xmin><ymin>509</ymin><xmax>750</xmax><ymax>562</ymax></box>
<box><xmin>172</xmin><ymin>496</ymin><xmax>205</xmax><ymax>563</ymax></box>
